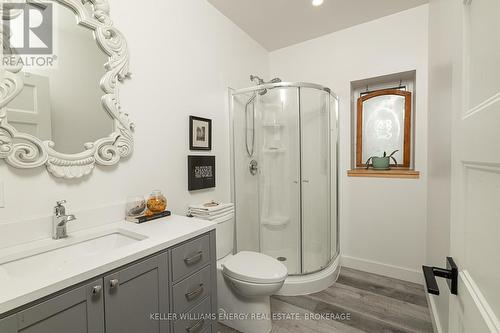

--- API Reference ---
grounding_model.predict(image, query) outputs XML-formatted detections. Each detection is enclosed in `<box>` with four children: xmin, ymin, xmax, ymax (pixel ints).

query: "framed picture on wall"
<box><xmin>189</xmin><ymin>116</ymin><xmax>212</xmax><ymax>150</ymax></box>
<box><xmin>188</xmin><ymin>155</ymin><xmax>216</xmax><ymax>191</ymax></box>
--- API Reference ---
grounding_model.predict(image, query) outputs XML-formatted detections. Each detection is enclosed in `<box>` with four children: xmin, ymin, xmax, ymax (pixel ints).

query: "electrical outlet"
<box><xmin>0</xmin><ymin>181</ymin><xmax>4</xmax><ymax>208</ymax></box>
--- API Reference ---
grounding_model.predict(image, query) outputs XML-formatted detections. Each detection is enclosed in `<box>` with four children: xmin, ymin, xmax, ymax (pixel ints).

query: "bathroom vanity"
<box><xmin>0</xmin><ymin>215</ymin><xmax>217</xmax><ymax>333</ymax></box>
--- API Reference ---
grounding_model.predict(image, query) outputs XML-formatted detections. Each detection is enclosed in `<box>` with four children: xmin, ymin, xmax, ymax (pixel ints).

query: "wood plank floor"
<box><xmin>218</xmin><ymin>267</ymin><xmax>433</xmax><ymax>333</ymax></box>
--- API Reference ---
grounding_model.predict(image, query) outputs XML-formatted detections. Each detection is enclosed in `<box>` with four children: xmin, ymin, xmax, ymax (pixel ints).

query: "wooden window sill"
<box><xmin>347</xmin><ymin>168</ymin><xmax>420</xmax><ymax>179</ymax></box>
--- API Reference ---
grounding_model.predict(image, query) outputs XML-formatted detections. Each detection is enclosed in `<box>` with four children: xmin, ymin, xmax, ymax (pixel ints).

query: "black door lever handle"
<box><xmin>423</xmin><ymin>266</ymin><xmax>440</xmax><ymax>295</ymax></box>
<box><xmin>422</xmin><ymin>257</ymin><xmax>458</xmax><ymax>295</ymax></box>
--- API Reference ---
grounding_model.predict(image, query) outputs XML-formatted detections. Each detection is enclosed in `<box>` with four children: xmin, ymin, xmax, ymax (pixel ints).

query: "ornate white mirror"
<box><xmin>0</xmin><ymin>0</ymin><xmax>133</xmax><ymax>178</ymax></box>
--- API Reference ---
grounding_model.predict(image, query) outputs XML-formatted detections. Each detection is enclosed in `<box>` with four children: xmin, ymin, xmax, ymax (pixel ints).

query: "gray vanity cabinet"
<box><xmin>0</xmin><ymin>278</ymin><xmax>105</xmax><ymax>333</ymax></box>
<box><xmin>0</xmin><ymin>231</ymin><xmax>217</xmax><ymax>333</ymax></box>
<box><xmin>104</xmin><ymin>252</ymin><xmax>169</xmax><ymax>333</ymax></box>
<box><xmin>170</xmin><ymin>232</ymin><xmax>217</xmax><ymax>333</ymax></box>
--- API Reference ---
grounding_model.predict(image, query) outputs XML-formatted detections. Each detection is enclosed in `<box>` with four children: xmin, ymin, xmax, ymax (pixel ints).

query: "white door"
<box><xmin>6</xmin><ymin>73</ymin><xmax>52</xmax><ymax>140</ymax></box>
<box><xmin>449</xmin><ymin>0</ymin><xmax>500</xmax><ymax>331</ymax></box>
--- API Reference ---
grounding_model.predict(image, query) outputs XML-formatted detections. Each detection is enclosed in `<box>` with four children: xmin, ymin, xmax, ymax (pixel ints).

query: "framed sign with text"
<box><xmin>188</xmin><ymin>155</ymin><xmax>216</xmax><ymax>191</ymax></box>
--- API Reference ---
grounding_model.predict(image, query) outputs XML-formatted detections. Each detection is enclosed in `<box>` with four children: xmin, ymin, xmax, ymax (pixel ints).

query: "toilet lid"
<box><xmin>222</xmin><ymin>251</ymin><xmax>288</xmax><ymax>284</ymax></box>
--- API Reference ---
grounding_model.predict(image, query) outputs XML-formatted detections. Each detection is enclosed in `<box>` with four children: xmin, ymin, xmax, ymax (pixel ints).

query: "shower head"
<box><xmin>257</xmin><ymin>77</ymin><xmax>283</xmax><ymax>95</ymax></box>
<box><xmin>248</xmin><ymin>75</ymin><xmax>283</xmax><ymax>95</ymax></box>
<box><xmin>250</xmin><ymin>75</ymin><xmax>281</xmax><ymax>86</ymax></box>
<box><xmin>250</xmin><ymin>75</ymin><xmax>264</xmax><ymax>85</ymax></box>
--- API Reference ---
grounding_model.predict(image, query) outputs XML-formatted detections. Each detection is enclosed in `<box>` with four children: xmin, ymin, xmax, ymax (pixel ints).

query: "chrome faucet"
<box><xmin>52</xmin><ymin>200</ymin><xmax>77</xmax><ymax>239</ymax></box>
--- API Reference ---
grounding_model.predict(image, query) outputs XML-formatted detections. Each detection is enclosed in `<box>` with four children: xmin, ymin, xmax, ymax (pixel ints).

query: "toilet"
<box><xmin>215</xmin><ymin>214</ymin><xmax>288</xmax><ymax>333</ymax></box>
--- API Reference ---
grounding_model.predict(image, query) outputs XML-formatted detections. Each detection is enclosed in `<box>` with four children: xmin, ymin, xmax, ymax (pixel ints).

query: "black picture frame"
<box><xmin>188</xmin><ymin>155</ymin><xmax>216</xmax><ymax>191</ymax></box>
<box><xmin>189</xmin><ymin>116</ymin><xmax>212</xmax><ymax>151</ymax></box>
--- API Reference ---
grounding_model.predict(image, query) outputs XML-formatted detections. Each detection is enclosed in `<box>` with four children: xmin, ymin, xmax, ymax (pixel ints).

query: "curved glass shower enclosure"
<box><xmin>230</xmin><ymin>81</ymin><xmax>339</xmax><ymax>280</ymax></box>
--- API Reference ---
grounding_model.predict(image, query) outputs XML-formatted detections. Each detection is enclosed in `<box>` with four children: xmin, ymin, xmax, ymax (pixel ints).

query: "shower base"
<box><xmin>275</xmin><ymin>255</ymin><xmax>341</xmax><ymax>296</ymax></box>
<box><xmin>263</xmin><ymin>248</ymin><xmax>299</xmax><ymax>274</ymax></box>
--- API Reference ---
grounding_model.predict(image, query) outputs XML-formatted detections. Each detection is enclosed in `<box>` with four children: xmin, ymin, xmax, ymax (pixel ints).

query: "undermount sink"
<box><xmin>0</xmin><ymin>229</ymin><xmax>147</xmax><ymax>280</ymax></box>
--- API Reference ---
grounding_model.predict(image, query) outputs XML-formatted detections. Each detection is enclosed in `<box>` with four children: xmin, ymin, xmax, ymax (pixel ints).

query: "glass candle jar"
<box><xmin>125</xmin><ymin>196</ymin><xmax>146</xmax><ymax>217</ymax></box>
<box><xmin>147</xmin><ymin>190</ymin><xmax>167</xmax><ymax>214</ymax></box>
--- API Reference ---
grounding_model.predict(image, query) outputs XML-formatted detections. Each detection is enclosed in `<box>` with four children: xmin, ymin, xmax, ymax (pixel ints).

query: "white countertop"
<box><xmin>0</xmin><ymin>214</ymin><xmax>216</xmax><ymax>315</ymax></box>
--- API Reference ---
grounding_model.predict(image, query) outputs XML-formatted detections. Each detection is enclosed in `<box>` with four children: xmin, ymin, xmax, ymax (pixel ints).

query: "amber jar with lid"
<box><xmin>146</xmin><ymin>190</ymin><xmax>167</xmax><ymax>214</ymax></box>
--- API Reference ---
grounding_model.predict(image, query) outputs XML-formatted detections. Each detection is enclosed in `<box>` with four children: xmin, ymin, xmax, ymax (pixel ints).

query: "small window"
<box><xmin>356</xmin><ymin>89</ymin><xmax>412</xmax><ymax>168</ymax></box>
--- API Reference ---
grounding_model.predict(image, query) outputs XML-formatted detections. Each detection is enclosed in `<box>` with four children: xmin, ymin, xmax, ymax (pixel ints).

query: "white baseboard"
<box><xmin>341</xmin><ymin>255</ymin><xmax>423</xmax><ymax>284</ymax></box>
<box><xmin>426</xmin><ymin>293</ymin><xmax>444</xmax><ymax>333</ymax></box>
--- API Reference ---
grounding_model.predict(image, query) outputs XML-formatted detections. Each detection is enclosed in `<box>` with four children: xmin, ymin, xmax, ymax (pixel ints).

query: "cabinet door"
<box><xmin>0</xmin><ymin>279</ymin><xmax>104</xmax><ymax>333</ymax></box>
<box><xmin>104</xmin><ymin>252</ymin><xmax>169</xmax><ymax>333</ymax></box>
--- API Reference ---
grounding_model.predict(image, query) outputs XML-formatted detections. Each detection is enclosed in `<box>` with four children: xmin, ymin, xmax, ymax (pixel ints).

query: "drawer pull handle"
<box><xmin>185</xmin><ymin>284</ymin><xmax>204</xmax><ymax>300</ymax></box>
<box><xmin>184</xmin><ymin>251</ymin><xmax>203</xmax><ymax>265</ymax></box>
<box><xmin>186</xmin><ymin>319</ymin><xmax>204</xmax><ymax>333</ymax></box>
<box><xmin>91</xmin><ymin>285</ymin><xmax>102</xmax><ymax>296</ymax></box>
<box><xmin>109</xmin><ymin>279</ymin><xmax>119</xmax><ymax>289</ymax></box>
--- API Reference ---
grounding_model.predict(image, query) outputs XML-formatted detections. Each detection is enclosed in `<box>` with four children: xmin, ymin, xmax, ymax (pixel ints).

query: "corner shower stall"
<box><xmin>230</xmin><ymin>80</ymin><xmax>339</xmax><ymax>295</ymax></box>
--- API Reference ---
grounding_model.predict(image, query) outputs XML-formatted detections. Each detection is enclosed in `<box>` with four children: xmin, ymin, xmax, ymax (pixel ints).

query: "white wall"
<box><xmin>426</xmin><ymin>0</ymin><xmax>453</xmax><ymax>331</ymax></box>
<box><xmin>269</xmin><ymin>5</ymin><xmax>429</xmax><ymax>283</ymax></box>
<box><xmin>1</xmin><ymin>1</ymin><xmax>434</xmax><ymax>288</ymax></box>
<box><xmin>0</xmin><ymin>0</ymin><xmax>268</xmax><ymax>229</ymax></box>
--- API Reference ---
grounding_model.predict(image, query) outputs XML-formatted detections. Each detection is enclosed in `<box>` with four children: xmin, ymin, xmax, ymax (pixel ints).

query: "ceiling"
<box><xmin>207</xmin><ymin>0</ymin><xmax>429</xmax><ymax>51</ymax></box>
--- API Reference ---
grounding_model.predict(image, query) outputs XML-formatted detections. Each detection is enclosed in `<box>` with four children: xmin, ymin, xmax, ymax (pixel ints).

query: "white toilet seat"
<box><xmin>222</xmin><ymin>251</ymin><xmax>288</xmax><ymax>284</ymax></box>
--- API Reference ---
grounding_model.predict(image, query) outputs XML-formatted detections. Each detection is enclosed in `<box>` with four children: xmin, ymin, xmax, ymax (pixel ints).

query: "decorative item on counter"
<box><xmin>365</xmin><ymin>150</ymin><xmax>399</xmax><ymax>170</ymax></box>
<box><xmin>125</xmin><ymin>196</ymin><xmax>146</xmax><ymax>218</ymax></box>
<box><xmin>126</xmin><ymin>190</ymin><xmax>170</xmax><ymax>224</ymax></box>
<box><xmin>146</xmin><ymin>190</ymin><xmax>167</xmax><ymax>214</ymax></box>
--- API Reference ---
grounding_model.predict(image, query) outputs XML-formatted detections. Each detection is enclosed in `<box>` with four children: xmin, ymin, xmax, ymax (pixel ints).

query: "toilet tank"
<box><xmin>215</xmin><ymin>213</ymin><xmax>234</xmax><ymax>260</ymax></box>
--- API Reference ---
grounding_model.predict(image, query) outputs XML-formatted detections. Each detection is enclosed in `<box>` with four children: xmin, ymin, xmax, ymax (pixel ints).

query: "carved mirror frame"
<box><xmin>0</xmin><ymin>0</ymin><xmax>133</xmax><ymax>179</ymax></box>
